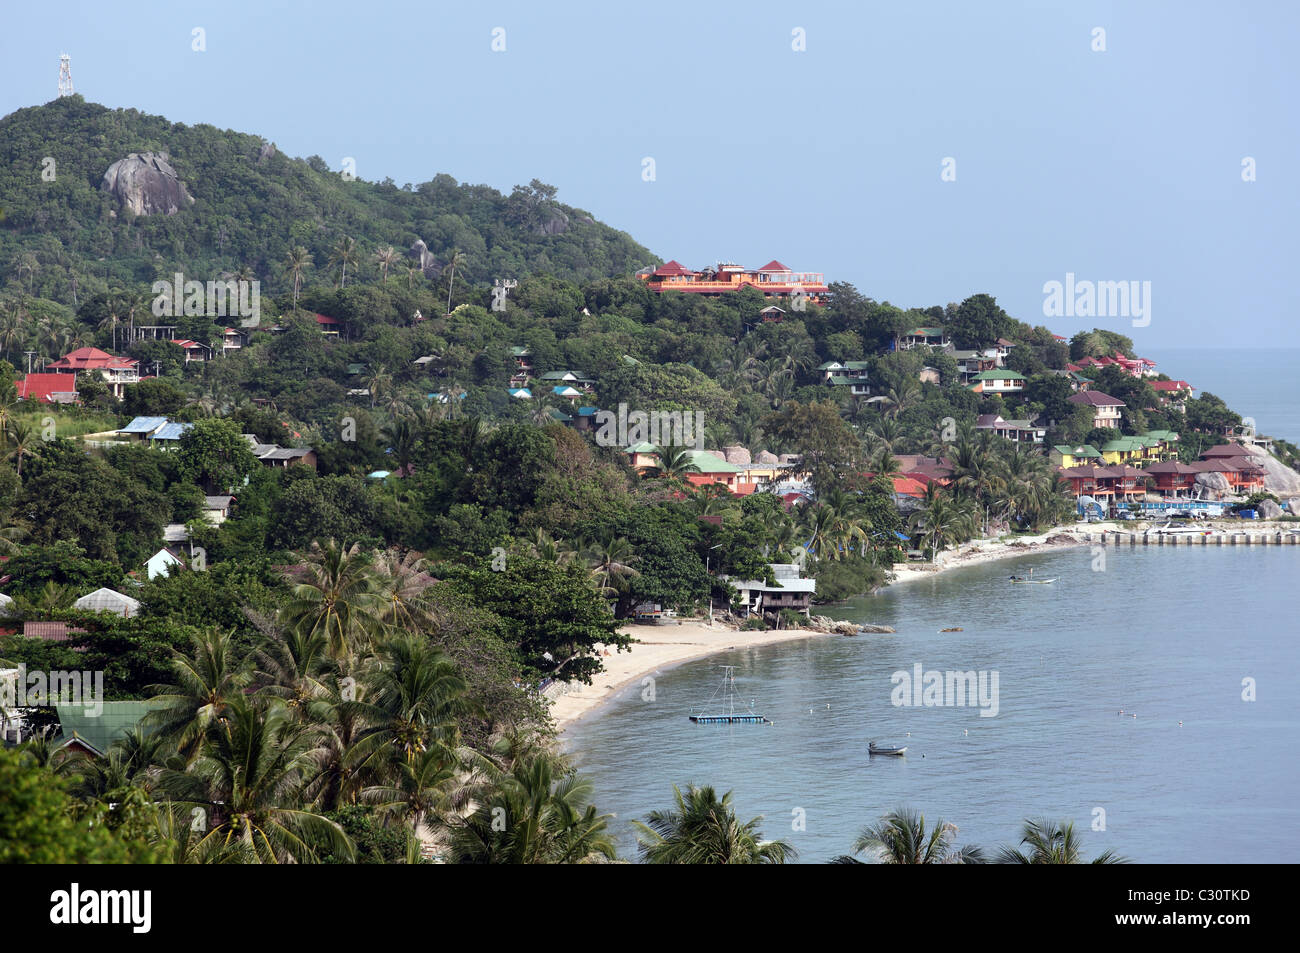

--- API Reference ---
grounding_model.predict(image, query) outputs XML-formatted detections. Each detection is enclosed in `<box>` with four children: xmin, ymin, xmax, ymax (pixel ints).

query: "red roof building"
<box><xmin>46</xmin><ymin>347</ymin><xmax>140</xmax><ymax>397</ymax></box>
<box><xmin>637</xmin><ymin>259</ymin><xmax>828</xmax><ymax>303</ymax></box>
<box><xmin>17</xmin><ymin>373</ymin><xmax>79</xmax><ymax>403</ymax></box>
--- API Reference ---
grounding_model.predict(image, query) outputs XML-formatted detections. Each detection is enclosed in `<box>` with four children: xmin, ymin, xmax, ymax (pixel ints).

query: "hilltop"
<box><xmin>0</xmin><ymin>96</ymin><xmax>652</xmax><ymax>302</ymax></box>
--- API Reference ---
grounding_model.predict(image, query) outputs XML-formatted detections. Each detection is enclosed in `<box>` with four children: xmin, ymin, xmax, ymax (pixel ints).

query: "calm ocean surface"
<box><xmin>1143</xmin><ymin>347</ymin><xmax>1300</xmax><ymax>444</ymax></box>
<box><xmin>564</xmin><ymin>547</ymin><xmax>1300</xmax><ymax>863</ymax></box>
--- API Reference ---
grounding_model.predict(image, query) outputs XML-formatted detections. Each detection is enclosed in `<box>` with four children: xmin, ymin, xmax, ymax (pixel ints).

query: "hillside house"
<box><xmin>893</xmin><ymin>327</ymin><xmax>949</xmax><ymax>350</ymax></box>
<box><xmin>72</xmin><ymin>588</ymin><xmax>140</xmax><ymax>618</ymax></box>
<box><xmin>1068</xmin><ymin>390</ymin><xmax>1125</xmax><ymax>428</ymax></box>
<box><xmin>966</xmin><ymin>369</ymin><xmax>1025</xmax><ymax>394</ymax></box>
<box><xmin>16</xmin><ymin>373</ymin><xmax>79</xmax><ymax>404</ymax></box>
<box><xmin>636</xmin><ymin>259</ymin><xmax>829</xmax><ymax>304</ymax></box>
<box><xmin>975</xmin><ymin>414</ymin><xmax>1046</xmax><ymax>443</ymax></box>
<box><xmin>46</xmin><ymin>347</ymin><xmax>141</xmax><ymax>398</ymax></box>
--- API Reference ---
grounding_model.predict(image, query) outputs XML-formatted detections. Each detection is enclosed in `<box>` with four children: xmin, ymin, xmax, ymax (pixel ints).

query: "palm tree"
<box><xmin>995</xmin><ymin>818</ymin><xmax>1128</xmax><ymax>864</ymax></box>
<box><xmin>881</xmin><ymin>382</ymin><xmax>921</xmax><ymax>420</ymax></box>
<box><xmin>449</xmin><ymin>737</ymin><xmax>616</xmax><ymax>864</ymax></box>
<box><xmin>280</xmin><ymin>541</ymin><xmax>383</xmax><ymax>661</ymax></box>
<box><xmin>358</xmin><ymin>634</ymin><xmax>468</xmax><ymax>765</ymax></box>
<box><xmin>443</xmin><ymin>248</ymin><xmax>465</xmax><ymax>315</ymax></box>
<box><xmin>866</xmin><ymin>416</ymin><xmax>902</xmax><ymax>452</ymax></box>
<box><xmin>528</xmin><ymin>529</ymin><xmax>578</xmax><ymax>566</ymax></box>
<box><xmin>652</xmin><ymin>445</ymin><xmax>702</xmax><ymax>481</ymax></box>
<box><xmin>361</xmin><ymin>743</ymin><xmax>465</xmax><ymax>834</ymax></box>
<box><xmin>371</xmin><ymin>548</ymin><xmax>437</xmax><ymax>633</ymax></box>
<box><xmin>285</xmin><ymin>246</ymin><xmax>312</xmax><ymax>309</ymax></box>
<box><xmin>404</xmin><ymin>261</ymin><xmax>423</xmax><ymax>291</ymax></box>
<box><xmin>252</xmin><ymin>622</ymin><xmax>334</xmax><ymax>723</ymax></box>
<box><xmin>582</xmin><ymin>535</ymin><xmax>640</xmax><ymax>597</ymax></box>
<box><xmin>156</xmin><ymin>695</ymin><xmax>354</xmax><ymax>864</ymax></box>
<box><xmin>6</xmin><ymin>419</ymin><xmax>37</xmax><ymax>475</ymax></box>
<box><xmin>374</xmin><ymin>245</ymin><xmax>397</xmax><ymax>283</ymax></box>
<box><xmin>380</xmin><ymin>416</ymin><xmax>418</xmax><ymax>477</ymax></box>
<box><xmin>146</xmin><ymin>628</ymin><xmax>251</xmax><ymax>760</ymax></box>
<box><xmin>832</xmin><ymin>808</ymin><xmax>984</xmax><ymax>864</ymax></box>
<box><xmin>635</xmin><ymin>784</ymin><xmax>795</xmax><ymax>864</ymax></box>
<box><xmin>328</xmin><ymin>236</ymin><xmax>359</xmax><ymax>289</ymax></box>
<box><xmin>302</xmin><ymin>672</ymin><xmax>373</xmax><ymax>812</ymax></box>
<box><xmin>907</xmin><ymin>490</ymin><xmax>976</xmax><ymax>565</ymax></box>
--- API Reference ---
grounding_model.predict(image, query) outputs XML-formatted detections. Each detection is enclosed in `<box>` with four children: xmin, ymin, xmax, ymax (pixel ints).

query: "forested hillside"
<box><xmin>0</xmin><ymin>96</ymin><xmax>651</xmax><ymax>304</ymax></box>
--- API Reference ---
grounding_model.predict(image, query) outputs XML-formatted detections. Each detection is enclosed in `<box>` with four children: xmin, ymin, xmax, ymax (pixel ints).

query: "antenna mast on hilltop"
<box><xmin>58</xmin><ymin>54</ymin><xmax>74</xmax><ymax>97</ymax></box>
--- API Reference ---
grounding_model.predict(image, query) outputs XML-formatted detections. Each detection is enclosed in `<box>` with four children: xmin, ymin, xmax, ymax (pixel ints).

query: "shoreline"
<box><xmin>555</xmin><ymin>520</ymin><xmax>1293</xmax><ymax>733</ymax></box>
<box><xmin>883</xmin><ymin>525</ymin><xmax>1091</xmax><ymax>586</ymax></box>
<box><xmin>551</xmin><ymin>622</ymin><xmax>830</xmax><ymax>733</ymax></box>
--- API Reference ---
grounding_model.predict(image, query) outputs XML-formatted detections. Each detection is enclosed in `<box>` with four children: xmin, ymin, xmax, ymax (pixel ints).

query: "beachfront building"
<box><xmin>1056</xmin><ymin>464</ymin><xmax>1146</xmax><ymax>504</ymax></box>
<box><xmin>1068</xmin><ymin>390</ymin><xmax>1125</xmax><ymax>428</ymax></box>
<box><xmin>1145</xmin><ymin>460</ymin><xmax>1200</xmax><ymax>496</ymax></box>
<box><xmin>722</xmin><ymin>563</ymin><xmax>816</xmax><ymax>619</ymax></box>
<box><xmin>636</xmin><ymin>260</ymin><xmax>829</xmax><ymax>304</ymax></box>
<box><xmin>1192</xmin><ymin>455</ymin><xmax>1267</xmax><ymax>493</ymax></box>
<box><xmin>966</xmin><ymin>369</ymin><xmax>1026</xmax><ymax>394</ymax></box>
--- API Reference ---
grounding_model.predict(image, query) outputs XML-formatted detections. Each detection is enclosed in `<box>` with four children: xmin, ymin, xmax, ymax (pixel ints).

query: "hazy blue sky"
<box><xmin>3</xmin><ymin>1</ymin><xmax>1296</xmax><ymax>347</ymax></box>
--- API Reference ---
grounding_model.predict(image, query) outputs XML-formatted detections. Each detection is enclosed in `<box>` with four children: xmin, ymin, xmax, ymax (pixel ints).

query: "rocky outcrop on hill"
<box><xmin>101</xmin><ymin>152</ymin><xmax>193</xmax><ymax>216</ymax></box>
<box><xmin>536</xmin><ymin>210</ymin><xmax>569</xmax><ymax>236</ymax></box>
<box><xmin>409</xmin><ymin>239</ymin><xmax>442</xmax><ymax>278</ymax></box>
<box><xmin>1258</xmin><ymin>452</ymin><xmax>1300</xmax><ymax>499</ymax></box>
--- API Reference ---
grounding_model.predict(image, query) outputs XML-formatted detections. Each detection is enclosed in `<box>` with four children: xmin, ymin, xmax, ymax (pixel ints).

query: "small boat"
<box><xmin>1009</xmin><ymin>576</ymin><xmax>1057</xmax><ymax>584</ymax></box>
<box><xmin>688</xmin><ymin>665</ymin><xmax>771</xmax><ymax>725</ymax></box>
<box><xmin>869</xmin><ymin>742</ymin><xmax>907</xmax><ymax>756</ymax></box>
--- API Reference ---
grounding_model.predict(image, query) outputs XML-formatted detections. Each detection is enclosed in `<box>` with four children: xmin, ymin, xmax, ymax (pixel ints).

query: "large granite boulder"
<box><xmin>721</xmin><ymin>445</ymin><xmax>751</xmax><ymax>465</ymax></box>
<box><xmin>755</xmin><ymin>450</ymin><xmax>779</xmax><ymax>464</ymax></box>
<box><xmin>1257</xmin><ymin>498</ymin><xmax>1283</xmax><ymax>519</ymax></box>
<box><xmin>409</xmin><ymin>239</ymin><xmax>443</xmax><ymax>278</ymax></box>
<box><xmin>101</xmin><ymin>152</ymin><xmax>193</xmax><ymax>216</ymax></box>
<box><xmin>536</xmin><ymin>210</ymin><xmax>569</xmax><ymax>235</ymax></box>
<box><xmin>1195</xmin><ymin>471</ymin><xmax>1231</xmax><ymax>492</ymax></box>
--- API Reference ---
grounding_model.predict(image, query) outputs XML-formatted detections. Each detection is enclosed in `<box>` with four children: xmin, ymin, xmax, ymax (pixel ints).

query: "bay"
<box><xmin>564</xmin><ymin>547</ymin><xmax>1300</xmax><ymax>863</ymax></box>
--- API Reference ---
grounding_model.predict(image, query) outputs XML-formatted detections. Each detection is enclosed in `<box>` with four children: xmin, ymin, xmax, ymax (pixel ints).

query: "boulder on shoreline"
<box><xmin>808</xmin><ymin>616</ymin><xmax>894</xmax><ymax>635</ymax></box>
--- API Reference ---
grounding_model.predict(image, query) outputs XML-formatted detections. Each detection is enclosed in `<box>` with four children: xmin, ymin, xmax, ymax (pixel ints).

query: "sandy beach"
<box><xmin>551</xmin><ymin>622</ymin><xmax>829</xmax><ymax>731</ymax></box>
<box><xmin>885</xmin><ymin>525</ymin><xmax>1091</xmax><ymax>585</ymax></box>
